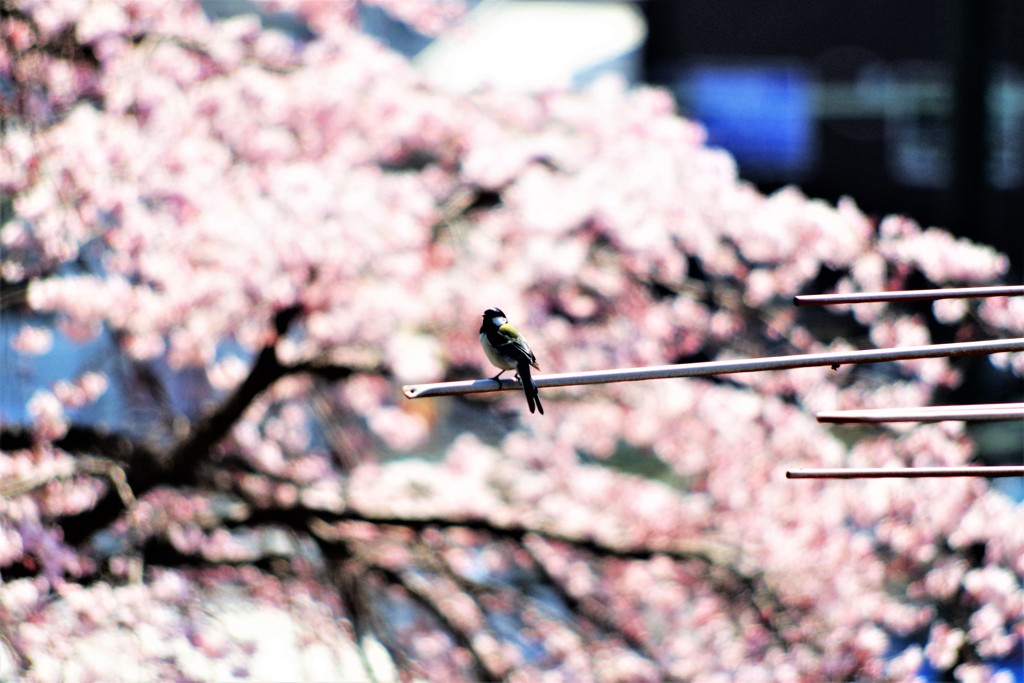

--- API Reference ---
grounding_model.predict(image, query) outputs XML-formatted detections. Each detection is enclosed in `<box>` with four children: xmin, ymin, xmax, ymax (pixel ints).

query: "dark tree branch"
<box><xmin>0</xmin><ymin>424</ymin><xmax>159</xmax><ymax>464</ymax></box>
<box><xmin>154</xmin><ymin>495</ymin><xmax>801</xmax><ymax>666</ymax></box>
<box><xmin>367</xmin><ymin>562</ymin><xmax>507</xmax><ymax>682</ymax></box>
<box><xmin>521</xmin><ymin>539</ymin><xmax>677</xmax><ymax>679</ymax></box>
<box><xmin>56</xmin><ymin>305</ymin><xmax>321</xmax><ymax>545</ymax></box>
<box><xmin>310</xmin><ymin>519</ymin><xmax>510</xmax><ymax>680</ymax></box>
<box><xmin>167</xmin><ymin>348</ymin><xmax>287</xmax><ymax>483</ymax></box>
<box><xmin>306</xmin><ymin>508</ymin><xmax>737</xmax><ymax>567</ymax></box>
<box><xmin>312</xmin><ymin>525</ymin><xmax>443</xmax><ymax>683</ymax></box>
<box><xmin>935</xmin><ymin>541</ymin><xmax>988</xmax><ymax>678</ymax></box>
<box><xmin>58</xmin><ymin>342</ymin><xmax>288</xmax><ymax>545</ymax></box>
<box><xmin>297</xmin><ymin>506</ymin><xmax>794</xmax><ymax>661</ymax></box>
<box><xmin>328</xmin><ymin>555</ymin><xmax>390</xmax><ymax>682</ymax></box>
<box><xmin>0</xmin><ymin>279</ymin><xmax>29</xmax><ymax>311</ymax></box>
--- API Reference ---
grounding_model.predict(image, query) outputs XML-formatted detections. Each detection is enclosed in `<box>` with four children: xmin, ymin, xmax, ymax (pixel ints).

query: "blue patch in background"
<box><xmin>681</xmin><ymin>64</ymin><xmax>817</xmax><ymax>178</ymax></box>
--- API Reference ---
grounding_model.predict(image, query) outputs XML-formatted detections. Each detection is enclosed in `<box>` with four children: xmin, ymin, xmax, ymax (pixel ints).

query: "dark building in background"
<box><xmin>643</xmin><ymin>0</ymin><xmax>1024</xmax><ymax>276</ymax></box>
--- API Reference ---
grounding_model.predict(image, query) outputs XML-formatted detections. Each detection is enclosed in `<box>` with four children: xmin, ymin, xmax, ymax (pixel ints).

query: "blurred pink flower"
<box><xmin>27</xmin><ymin>389</ymin><xmax>68</xmax><ymax>440</ymax></box>
<box><xmin>11</xmin><ymin>325</ymin><xmax>53</xmax><ymax>355</ymax></box>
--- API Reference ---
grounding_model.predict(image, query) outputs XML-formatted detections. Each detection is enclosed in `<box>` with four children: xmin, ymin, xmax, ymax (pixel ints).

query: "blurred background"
<box><xmin>644</xmin><ymin>0</ymin><xmax>1023</xmax><ymax>279</ymax></box>
<box><xmin>349</xmin><ymin>0</ymin><xmax>1024</xmax><ymax>275</ymax></box>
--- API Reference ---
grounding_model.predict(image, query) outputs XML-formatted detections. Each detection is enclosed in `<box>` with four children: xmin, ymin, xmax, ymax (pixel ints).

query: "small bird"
<box><xmin>479</xmin><ymin>307</ymin><xmax>544</xmax><ymax>414</ymax></box>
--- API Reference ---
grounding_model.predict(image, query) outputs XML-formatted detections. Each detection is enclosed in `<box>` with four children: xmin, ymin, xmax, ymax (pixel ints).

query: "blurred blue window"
<box><xmin>680</xmin><ymin>64</ymin><xmax>816</xmax><ymax>177</ymax></box>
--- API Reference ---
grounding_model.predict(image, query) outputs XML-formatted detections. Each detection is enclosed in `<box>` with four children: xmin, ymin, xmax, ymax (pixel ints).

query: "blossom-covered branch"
<box><xmin>3</xmin><ymin>0</ymin><xmax>1023</xmax><ymax>679</ymax></box>
<box><xmin>34</xmin><ymin>304</ymin><xmax>380</xmax><ymax>548</ymax></box>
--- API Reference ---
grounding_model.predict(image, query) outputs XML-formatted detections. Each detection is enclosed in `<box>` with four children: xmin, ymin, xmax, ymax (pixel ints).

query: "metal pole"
<box><xmin>816</xmin><ymin>402</ymin><xmax>1024</xmax><ymax>423</ymax></box>
<box><xmin>794</xmin><ymin>285</ymin><xmax>1024</xmax><ymax>306</ymax></box>
<box><xmin>403</xmin><ymin>337</ymin><xmax>1024</xmax><ymax>399</ymax></box>
<box><xmin>787</xmin><ymin>466</ymin><xmax>1024</xmax><ymax>479</ymax></box>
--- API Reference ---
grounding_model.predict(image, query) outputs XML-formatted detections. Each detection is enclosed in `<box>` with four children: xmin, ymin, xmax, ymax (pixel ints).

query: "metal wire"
<box><xmin>816</xmin><ymin>402</ymin><xmax>1024</xmax><ymax>423</ymax></box>
<box><xmin>403</xmin><ymin>337</ymin><xmax>1024</xmax><ymax>399</ymax></box>
<box><xmin>794</xmin><ymin>285</ymin><xmax>1024</xmax><ymax>306</ymax></box>
<box><xmin>787</xmin><ymin>466</ymin><xmax>1024</xmax><ymax>479</ymax></box>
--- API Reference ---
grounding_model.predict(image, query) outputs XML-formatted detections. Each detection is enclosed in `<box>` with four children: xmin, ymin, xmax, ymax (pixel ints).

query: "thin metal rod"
<box><xmin>794</xmin><ymin>284</ymin><xmax>1024</xmax><ymax>307</ymax></box>
<box><xmin>402</xmin><ymin>337</ymin><xmax>1024</xmax><ymax>399</ymax></box>
<box><xmin>817</xmin><ymin>402</ymin><xmax>1024</xmax><ymax>423</ymax></box>
<box><xmin>787</xmin><ymin>466</ymin><xmax>1024</xmax><ymax>479</ymax></box>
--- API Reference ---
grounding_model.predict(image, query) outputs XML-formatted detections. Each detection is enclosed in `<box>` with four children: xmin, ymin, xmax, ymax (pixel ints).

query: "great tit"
<box><xmin>479</xmin><ymin>307</ymin><xmax>544</xmax><ymax>415</ymax></box>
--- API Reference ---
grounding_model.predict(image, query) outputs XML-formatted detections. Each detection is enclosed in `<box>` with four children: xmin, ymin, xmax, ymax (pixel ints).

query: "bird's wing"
<box><xmin>495</xmin><ymin>323</ymin><xmax>540</xmax><ymax>369</ymax></box>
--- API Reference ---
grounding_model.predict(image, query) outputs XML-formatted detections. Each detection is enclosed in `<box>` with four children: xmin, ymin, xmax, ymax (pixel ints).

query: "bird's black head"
<box><xmin>482</xmin><ymin>307</ymin><xmax>506</xmax><ymax>321</ymax></box>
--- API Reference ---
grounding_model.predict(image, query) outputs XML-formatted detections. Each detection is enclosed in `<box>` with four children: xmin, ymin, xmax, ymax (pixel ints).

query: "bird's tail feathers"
<box><xmin>518</xmin><ymin>363</ymin><xmax>544</xmax><ymax>415</ymax></box>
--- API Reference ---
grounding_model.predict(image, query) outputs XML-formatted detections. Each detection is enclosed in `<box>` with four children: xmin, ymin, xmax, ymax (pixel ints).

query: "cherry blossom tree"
<box><xmin>2</xmin><ymin>1</ymin><xmax>1022</xmax><ymax>680</ymax></box>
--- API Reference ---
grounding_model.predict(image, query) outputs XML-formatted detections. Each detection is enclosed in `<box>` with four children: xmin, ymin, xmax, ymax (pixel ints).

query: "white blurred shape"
<box><xmin>415</xmin><ymin>1</ymin><xmax>646</xmax><ymax>92</ymax></box>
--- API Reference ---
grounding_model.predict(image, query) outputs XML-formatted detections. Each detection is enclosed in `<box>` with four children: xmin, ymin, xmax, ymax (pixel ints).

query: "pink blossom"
<box><xmin>953</xmin><ymin>663</ymin><xmax>1000</xmax><ymax>683</ymax></box>
<box><xmin>886</xmin><ymin>645</ymin><xmax>923</xmax><ymax>680</ymax></box>
<box><xmin>922</xmin><ymin>557</ymin><xmax>968</xmax><ymax>600</ymax></box>
<box><xmin>27</xmin><ymin>389</ymin><xmax>68</xmax><ymax>440</ymax></box>
<box><xmin>11</xmin><ymin>325</ymin><xmax>53</xmax><ymax>355</ymax></box>
<box><xmin>925</xmin><ymin>623</ymin><xmax>965</xmax><ymax>670</ymax></box>
<box><xmin>52</xmin><ymin>372</ymin><xmax>109</xmax><ymax>409</ymax></box>
<box><xmin>877</xmin><ymin>224</ymin><xmax>1009</xmax><ymax>284</ymax></box>
<box><xmin>75</xmin><ymin>2</ymin><xmax>130</xmax><ymax>44</ymax></box>
<box><xmin>933</xmin><ymin>297</ymin><xmax>969</xmax><ymax>324</ymax></box>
